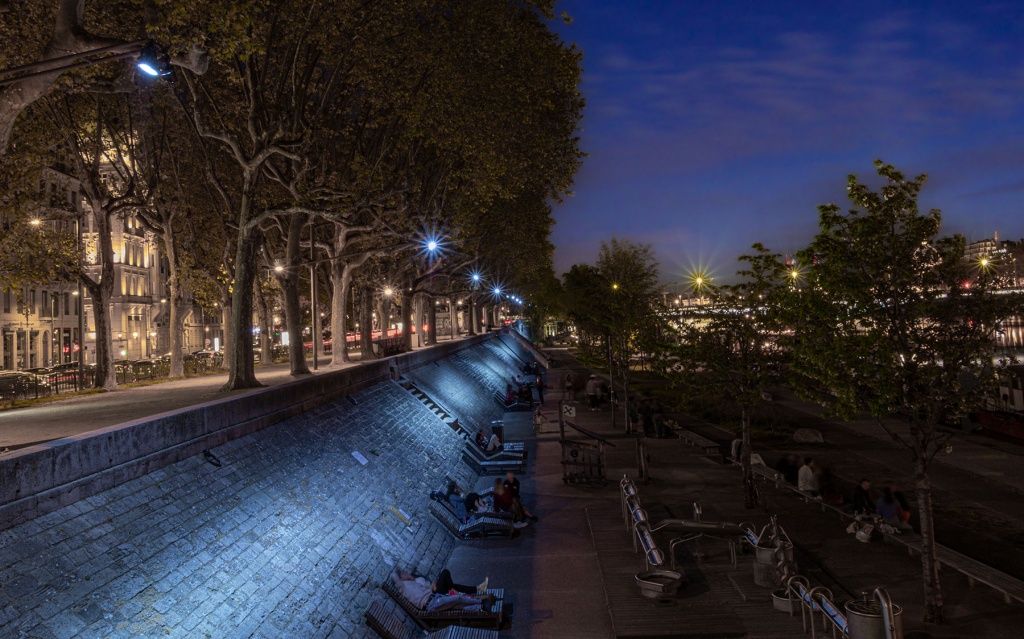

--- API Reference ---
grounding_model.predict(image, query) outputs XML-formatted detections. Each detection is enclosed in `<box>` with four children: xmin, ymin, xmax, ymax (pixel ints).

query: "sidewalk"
<box><xmin>0</xmin><ymin>335</ymin><xmax>470</xmax><ymax>451</ymax></box>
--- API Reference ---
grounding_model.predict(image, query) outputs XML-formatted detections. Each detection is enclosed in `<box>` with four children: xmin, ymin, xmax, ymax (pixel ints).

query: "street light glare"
<box><xmin>384</xmin><ymin>287</ymin><xmax>394</xmax><ymax>297</ymax></box>
<box><xmin>30</xmin><ymin>218</ymin><xmax>41</xmax><ymax>226</ymax></box>
<box><xmin>274</xmin><ymin>265</ymin><xmax>284</xmax><ymax>272</ymax></box>
<box><xmin>427</xmin><ymin>240</ymin><xmax>437</xmax><ymax>251</ymax></box>
<box><xmin>137</xmin><ymin>62</ymin><xmax>161</xmax><ymax>77</ymax></box>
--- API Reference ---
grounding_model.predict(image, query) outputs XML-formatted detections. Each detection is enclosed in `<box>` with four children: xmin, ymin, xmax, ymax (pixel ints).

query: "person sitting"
<box><xmin>390</xmin><ymin>566</ymin><xmax>495</xmax><ymax>612</ymax></box>
<box><xmin>450</xmin><ymin>490</ymin><xmax>485</xmax><ymax>522</ymax></box>
<box><xmin>875</xmin><ymin>486</ymin><xmax>911</xmax><ymax>530</ymax></box>
<box><xmin>850</xmin><ymin>479</ymin><xmax>875</xmax><ymax>515</ymax></box>
<box><xmin>493</xmin><ymin>478</ymin><xmax>530</xmax><ymax>528</ymax></box>
<box><xmin>475</xmin><ymin>429</ymin><xmax>488</xmax><ymax>449</ymax></box>
<box><xmin>484</xmin><ymin>431</ymin><xmax>502</xmax><ymax>453</ymax></box>
<box><xmin>888</xmin><ymin>482</ymin><xmax>912</xmax><ymax>526</ymax></box>
<box><xmin>504</xmin><ymin>471</ymin><xmax>538</xmax><ymax>522</ymax></box>
<box><xmin>503</xmin><ymin>385</ymin><xmax>516</xmax><ymax>405</ymax></box>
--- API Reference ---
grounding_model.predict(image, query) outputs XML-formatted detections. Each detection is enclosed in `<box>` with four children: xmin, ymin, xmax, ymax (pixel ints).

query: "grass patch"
<box><xmin>0</xmin><ymin>387</ymin><xmax>107</xmax><ymax>411</ymax></box>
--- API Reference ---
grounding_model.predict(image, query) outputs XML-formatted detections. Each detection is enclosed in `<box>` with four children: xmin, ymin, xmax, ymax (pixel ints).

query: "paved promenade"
<box><xmin>4</xmin><ymin>334</ymin><xmax>1023</xmax><ymax>638</ymax></box>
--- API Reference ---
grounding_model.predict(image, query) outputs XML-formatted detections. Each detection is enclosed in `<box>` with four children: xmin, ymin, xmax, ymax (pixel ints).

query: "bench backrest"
<box><xmin>429</xmin><ymin>500</ymin><xmax>462</xmax><ymax>532</ymax></box>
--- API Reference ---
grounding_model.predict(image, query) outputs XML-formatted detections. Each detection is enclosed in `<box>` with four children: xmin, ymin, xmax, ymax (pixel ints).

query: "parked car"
<box><xmin>25</xmin><ymin>367</ymin><xmax>57</xmax><ymax>387</ymax></box>
<box><xmin>0</xmin><ymin>371</ymin><xmax>33</xmax><ymax>399</ymax></box>
<box><xmin>132</xmin><ymin>359</ymin><xmax>163</xmax><ymax>377</ymax></box>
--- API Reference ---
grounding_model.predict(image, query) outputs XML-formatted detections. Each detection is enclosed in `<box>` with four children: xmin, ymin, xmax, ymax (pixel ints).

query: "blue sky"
<box><xmin>551</xmin><ymin>0</ymin><xmax>1024</xmax><ymax>283</ymax></box>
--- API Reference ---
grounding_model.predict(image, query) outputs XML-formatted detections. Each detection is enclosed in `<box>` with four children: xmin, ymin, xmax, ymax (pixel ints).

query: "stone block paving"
<box><xmin>477</xmin><ymin>340</ymin><xmax>525</xmax><ymax>376</ymax></box>
<box><xmin>406</xmin><ymin>359</ymin><xmax>504</xmax><ymax>430</ymax></box>
<box><xmin>0</xmin><ymin>381</ymin><xmax>472</xmax><ymax>639</ymax></box>
<box><xmin>450</xmin><ymin>349</ymin><xmax>513</xmax><ymax>396</ymax></box>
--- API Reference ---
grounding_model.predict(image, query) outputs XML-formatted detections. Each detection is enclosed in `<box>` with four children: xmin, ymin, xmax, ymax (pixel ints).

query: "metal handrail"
<box><xmin>873</xmin><ymin>587</ymin><xmax>898</xmax><ymax>639</ymax></box>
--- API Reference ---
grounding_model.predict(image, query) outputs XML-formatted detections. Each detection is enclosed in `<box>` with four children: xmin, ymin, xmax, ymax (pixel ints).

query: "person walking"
<box><xmin>585</xmin><ymin>374</ymin><xmax>601</xmax><ymax>411</ymax></box>
<box><xmin>535</xmin><ymin>371</ymin><xmax>545</xmax><ymax>405</ymax></box>
<box><xmin>563</xmin><ymin>371</ymin><xmax>576</xmax><ymax>402</ymax></box>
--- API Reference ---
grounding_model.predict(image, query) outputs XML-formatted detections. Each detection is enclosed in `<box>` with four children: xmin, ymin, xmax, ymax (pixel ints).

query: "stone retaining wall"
<box><xmin>0</xmin><ymin>334</ymin><xmax>494</xmax><ymax>532</ymax></box>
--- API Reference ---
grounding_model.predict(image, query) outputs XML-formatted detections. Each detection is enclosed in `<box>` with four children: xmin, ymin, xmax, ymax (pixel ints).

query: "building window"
<box><xmin>3</xmin><ymin>288</ymin><xmax>9</xmax><ymax>313</ymax></box>
<box><xmin>64</xmin><ymin>293</ymin><xmax>71</xmax><ymax>315</ymax></box>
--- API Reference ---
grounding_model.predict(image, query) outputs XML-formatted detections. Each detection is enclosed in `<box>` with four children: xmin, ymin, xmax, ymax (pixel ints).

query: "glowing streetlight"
<box><xmin>30</xmin><ymin>218</ymin><xmax>41</xmax><ymax>226</ymax></box>
<box><xmin>472</xmin><ymin>273</ymin><xmax>481</xmax><ymax>282</ymax></box>
<box><xmin>427</xmin><ymin>240</ymin><xmax>437</xmax><ymax>251</ymax></box>
<box><xmin>383</xmin><ymin>287</ymin><xmax>394</xmax><ymax>297</ymax></box>
<box><xmin>274</xmin><ymin>264</ymin><xmax>284</xmax><ymax>273</ymax></box>
<box><xmin>611</xmin><ymin>283</ymin><xmax>619</xmax><ymax>290</ymax></box>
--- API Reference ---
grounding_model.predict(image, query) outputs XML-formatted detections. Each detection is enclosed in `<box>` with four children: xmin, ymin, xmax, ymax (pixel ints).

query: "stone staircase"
<box><xmin>399</xmin><ymin>378</ymin><xmax>464</xmax><ymax>436</ymax></box>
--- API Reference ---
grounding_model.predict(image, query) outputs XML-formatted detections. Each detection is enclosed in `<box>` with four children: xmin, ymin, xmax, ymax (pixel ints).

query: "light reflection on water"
<box><xmin>994</xmin><ymin>316</ymin><xmax>1024</xmax><ymax>363</ymax></box>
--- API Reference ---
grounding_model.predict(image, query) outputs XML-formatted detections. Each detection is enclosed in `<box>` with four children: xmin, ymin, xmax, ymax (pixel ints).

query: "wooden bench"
<box><xmin>382</xmin><ymin>579</ymin><xmax>504</xmax><ymax>629</ymax></box>
<box><xmin>678</xmin><ymin>429</ymin><xmax>721</xmax><ymax>455</ymax></box>
<box><xmin>492</xmin><ymin>390</ymin><xmax>532</xmax><ymax>412</ymax></box>
<box><xmin>365</xmin><ymin>600</ymin><xmax>500</xmax><ymax>639</ymax></box>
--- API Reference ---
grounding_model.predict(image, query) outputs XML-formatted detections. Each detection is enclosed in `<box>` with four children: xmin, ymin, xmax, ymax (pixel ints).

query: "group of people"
<box><xmin>777</xmin><ymin>455</ymin><xmax>913</xmax><ymax>530</ymax></box>
<box><xmin>851</xmin><ymin>478</ymin><xmax>913</xmax><ymax>530</ymax></box>
<box><xmin>432</xmin><ymin>471</ymin><xmax>539</xmax><ymax>529</ymax></box>
<box><xmin>563</xmin><ymin>373</ymin><xmax>612</xmax><ymax>411</ymax></box>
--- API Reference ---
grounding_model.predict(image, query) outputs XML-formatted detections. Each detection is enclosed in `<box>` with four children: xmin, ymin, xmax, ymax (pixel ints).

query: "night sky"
<box><xmin>552</xmin><ymin>0</ymin><xmax>1024</xmax><ymax>283</ymax></box>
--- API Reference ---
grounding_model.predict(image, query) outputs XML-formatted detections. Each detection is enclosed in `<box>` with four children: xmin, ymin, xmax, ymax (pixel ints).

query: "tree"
<box><xmin>563</xmin><ymin>239</ymin><xmax>662</xmax><ymax>428</ymax></box>
<box><xmin>788</xmin><ymin>160</ymin><xmax>1024</xmax><ymax>623</ymax></box>
<box><xmin>0</xmin><ymin>0</ymin><xmax>212</xmax><ymax>156</ymax></box>
<box><xmin>670</xmin><ymin>243</ymin><xmax>788</xmax><ymax>507</ymax></box>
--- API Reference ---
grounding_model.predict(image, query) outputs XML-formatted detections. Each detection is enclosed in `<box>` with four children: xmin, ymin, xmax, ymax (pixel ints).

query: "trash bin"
<box><xmin>753</xmin><ymin>541</ymin><xmax>793</xmax><ymax>587</ymax></box>
<box><xmin>845</xmin><ymin>599</ymin><xmax>903</xmax><ymax>639</ymax></box>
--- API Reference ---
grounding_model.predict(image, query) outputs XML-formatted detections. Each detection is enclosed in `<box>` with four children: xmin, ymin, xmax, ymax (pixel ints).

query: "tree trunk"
<box><xmin>468</xmin><ymin>295</ymin><xmax>477</xmax><ymax>335</ymax></box>
<box><xmin>169</xmin><ymin>298</ymin><xmax>188</xmax><ymax>377</ymax></box>
<box><xmin>414</xmin><ymin>294</ymin><xmax>425</xmax><ymax>348</ymax></box>
<box><xmin>87</xmin><ymin>204</ymin><xmax>117</xmax><ymax>390</ymax></box>
<box><xmin>253</xmin><ymin>279</ymin><xmax>272</xmax><ymax>366</ymax></box>
<box><xmin>360</xmin><ymin>286</ymin><xmax>375</xmax><ymax>358</ymax></box>
<box><xmin>402</xmin><ymin>289</ymin><xmax>414</xmax><ymax>351</ymax></box>
<box><xmin>89</xmin><ymin>281</ymin><xmax>116</xmax><ymax>390</ymax></box>
<box><xmin>742</xmin><ymin>405</ymin><xmax>755</xmax><ymax>509</ymax></box>
<box><xmin>330</xmin><ymin>261</ymin><xmax>351</xmax><ymax>365</ymax></box>
<box><xmin>914</xmin><ymin>451</ymin><xmax>944</xmax><ymax>623</ymax></box>
<box><xmin>282</xmin><ymin>214</ymin><xmax>310</xmax><ymax>375</ymax></box>
<box><xmin>220</xmin><ymin>300</ymin><xmax>232</xmax><ymax>371</ymax></box>
<box><xmin>281</xmin><ymin>274</ymin><xmax>310</xmax><ymax>375</ymax></box>
<box><xmin>427</xmin><ymin>295</ymin><xmax>437</xmax><ymax>344</ymax></box>
<box><xmin>224</xmin><ymin>226</ymin><xmax>261</xmax><ymax>390</ymax></box>
<box><xmin>161</xmin><ymin>226</ymin><xmax>187</xmax><ymax>378</ymax></box>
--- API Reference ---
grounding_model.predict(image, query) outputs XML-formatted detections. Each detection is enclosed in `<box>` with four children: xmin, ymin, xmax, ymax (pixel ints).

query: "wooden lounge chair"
<box><xmin>492</xmin><ymin>390</ymin><xmax>531</xmax><ymax>412</ymax></box>
<box><xmin>430</xmin><ymin>491</ymin><xmax>513</xmax><ymax>521</ymax></box>
<box><xmin>464</xmin><ymin>442</ymin><xmax>525</xmax><ymax>462</ymax></box>
<box><xmin>461</xmin><ymin>450</ymin><xmax>525</xmax><ymax>476</ymax></box>
<box><xmin>381</xmin><ymin>577</ymin><xmax>505</xmax><ymax>629</ymax></box>
<box><xmin>364</xmin><ymin>600</ymin><xmax>499</xmax><ymax>639</ymax></box>
<box><xmin>428</xmin><ymin>501</ymin><xmax>515</xmax><ymax>538</ymax></box>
